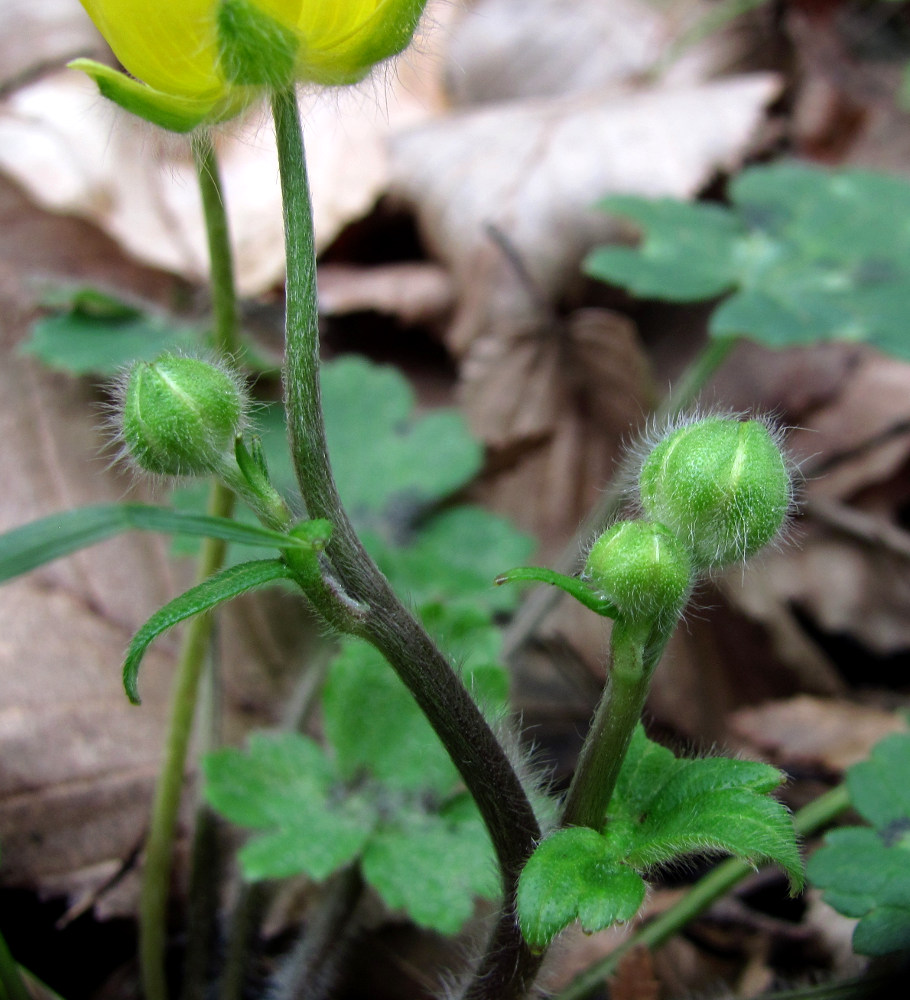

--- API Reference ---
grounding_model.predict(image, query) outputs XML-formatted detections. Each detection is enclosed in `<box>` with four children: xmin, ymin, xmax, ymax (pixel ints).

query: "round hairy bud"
<box><xmin>119</xmin><ymin>353</ymin><xmax>246</xmax><ymax>476</ymax></box>
<box><xmin>639</xmin><ymin>416</ymin><xmax>792</xmax><ymax>570</ymax></box>
<box><xmin>584</xmin><ymin>520</ymin><xmax>692</xmax><ymax>625</ymax></box>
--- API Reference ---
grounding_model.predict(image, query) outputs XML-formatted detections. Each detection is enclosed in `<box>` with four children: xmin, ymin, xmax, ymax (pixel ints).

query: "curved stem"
<box><xmin>270</xmin><ymin>86</ymin><xmax>542</xmax><ymax>998</ymax></box>
<box><xmin>556</xmin><ymin>782</ymin><xmax>851</xmax><ymax>1000</ymax></box>
<box><xmin>139</xmin><ymin>132</ymin><xmax>240</xmax><ymax>1000</ymax></box>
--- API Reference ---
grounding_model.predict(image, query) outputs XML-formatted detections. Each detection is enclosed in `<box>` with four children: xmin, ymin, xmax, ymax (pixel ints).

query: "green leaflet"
<box><xmin>808</xmin><ymin>730</ymin><xmax>910</xmax><ymax>956</ymax></box>
<box><xmin>585</xmin><ymin>163</ymin><xmax>910</xmax><ymax>362</ymax></box>
<box><xmin>517</xmin><ymin>827</ymin><xmax>646</xmax><ymax>951</ymax></box>
<box><xmin>203</xmin><ymin>731</ymin><xmax>498</xmax><ymax>935</ymax></box>
<box><xmin>516</xmin><ymin>726</ymin><xmax>803</xmax><ymax>949</ymax></box>
<box><xmin>123</xmin><ymin>558</ymin><xmax>293</xmax><ymax>704</ymax></box>
<box><xmin>204</xmin><ymin>733</ymin><xmax>375</xmax><ymax>882</ymax></box>
<box><xmin>22</xmin><ymin>286</ymin><xmax>199</xmax><ymax>375</ymax></box>
<box><xmin>0</xmin><ymin>504</ymin><xmax>315</xmax><ymax>584</ymax></box>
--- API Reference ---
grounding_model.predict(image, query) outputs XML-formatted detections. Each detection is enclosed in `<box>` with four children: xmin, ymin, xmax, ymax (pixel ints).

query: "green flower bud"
<box><xmin>119</xmin><ymin>353</ymin><xmax>246</xmax><ymax>476</ymax></box>
<box><xmin>584</xmin><ymin>520</ymin><xmax>692</xmax><ymax>625</ymax></box>
<box><xmin>639</xmin><ymin>416</ymin><xmax>792</xmax><ymax>570</ymax></box>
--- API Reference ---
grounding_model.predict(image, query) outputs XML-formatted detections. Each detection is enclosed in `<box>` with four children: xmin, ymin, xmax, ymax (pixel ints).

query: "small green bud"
<box><xmin>639</xmin><ymin>416</ymin><xmax>792</xmax><ymax>570</ymax></box>
<box><xmin>119</xmin><ymin>353</ymin><xmax>246</xmax><ymax>476</ymax></box>
<box><xmin>584</xmin><ymin>520</ymin><xmax>692</xmax><ymax>624</ymax></box>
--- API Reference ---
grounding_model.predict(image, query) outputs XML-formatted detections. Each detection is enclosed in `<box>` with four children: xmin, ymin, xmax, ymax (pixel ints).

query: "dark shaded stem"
<box><xmin>0</xmin><ymin>931</ymin><xmax>31</xmax><ymax>1000</ymax></box>
<box><xmin>139</xmin><ymin>132</ymin><xmax>241</xmax><ymax>1000</ymax></box>
<box><xmin>561</xmin><ymin>619</ymin><xmax>671</xmax><ymax>830</ymax></box>
<box><xmin>268</xmin><ymin>867</ymin><xmax>364</xmax><ymax>1000</ymax></box>
<box><xmin>556</xmin><ymin>782</ymin><xmax>851</xmax><ymax>1000</ymax></box>
<box><xmin>270</xmin><ymin>86</ymin><xmax>541</xmax><ymax>999</ymax></box>
<box><xmin>219</xmin><ymin>883</ymin><xmax>267</xmax><ymax>1000</ymax></box>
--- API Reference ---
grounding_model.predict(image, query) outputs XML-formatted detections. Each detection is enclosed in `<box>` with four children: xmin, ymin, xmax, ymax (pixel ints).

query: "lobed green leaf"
<box><xmin>585</xmin><ymin>163</ymin><xmax>910</xmax><ymax>362</ymax></box>
<box><xmin>361</xmin><ymin>796</ymin><xmax>498</xmax><ymax>935</ymax></box>
<box><xmin>611</xmin><ymin>727</ymin><xmax>804</xmax><ymax>891</ymax></box>
<box><xmin>807</xmin><ymin>730</ymin><xmax>910</xmax><ymax>956</ymax></box>
<box><xmin>23</xmin><ymin>287</ymin><xmax>199</xmax><ymax>375</ymax></box>
<box><xmin>321</xmin><ymin>356</ymin><xmax>482</xmax><ymax>527</ymax></box>
<box><xmin>203</xmin><ymin>732</ymin><xmax>375</xmax><ymax>881</ymax></box>
<box><xmin>517</xmin><ymin>827</ymin><xmax>646</xmax><ymax>950</ymax></box>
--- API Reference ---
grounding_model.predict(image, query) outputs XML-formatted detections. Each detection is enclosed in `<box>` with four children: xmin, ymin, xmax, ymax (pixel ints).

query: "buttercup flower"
<box><xmin>71</xmin><ymin>0</ymin><xmax>428</xmax><ymax>132</ymax></box>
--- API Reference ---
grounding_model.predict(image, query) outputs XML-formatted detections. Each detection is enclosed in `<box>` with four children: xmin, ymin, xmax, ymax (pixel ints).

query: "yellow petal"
<box><xmin>79</xmin><ymin>1</ymin><xmax>225</xmax><ymax>100</ymax></box>
<box><xmin>259</xmin><ymin>0</ymin><xmax>428</xmax><ymax>85</ymax></box>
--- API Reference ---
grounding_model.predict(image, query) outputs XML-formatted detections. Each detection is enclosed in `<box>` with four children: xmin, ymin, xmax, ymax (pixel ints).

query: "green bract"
<box><xmin>639</xmin><ymin>417</ymin><xmax>791</xmax><ymax>570</ymax></box>
<box><xmin>120</xmin><ymin>353</ymin><xmax>246</xmax><ymax>476</ymax></box>
<box><xmin>584</xmin><ymin>520</ymin><xmax>692</xmax><ymax>625</ymax></box>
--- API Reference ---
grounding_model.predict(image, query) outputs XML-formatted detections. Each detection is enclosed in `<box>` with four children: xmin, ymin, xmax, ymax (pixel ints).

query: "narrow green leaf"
<box><xmin>123</xmin><ymin>559</ymin><xmax>292</xmax><ymax>704</ymax></box>
<box><xmin>0</xmin><ymin>504</ymin><xmax>313</xmax><ymax>584</ymax></box>
<box><xmin>517</xmin><ymin>827</ymin><xmax>646</xmax><ymax>950</ymax></box>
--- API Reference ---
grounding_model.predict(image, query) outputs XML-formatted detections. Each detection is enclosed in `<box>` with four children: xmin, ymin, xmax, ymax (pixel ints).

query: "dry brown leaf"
<box><xmin>390</xmin><ymin>74</ymin><xmax>781</xmax><ymax>312</ymax></box>
<box><xmin>610</xmin><ymin>946</ymin><xmax>660</xmax><ymax>1000</ymax></box>
<box><xmin>467</xmin><ymin>308</ymin><xmax>655</xmax><ymax>555</ymax></box>
<box><xmin>443</xmin><ymin>0</ymin><xmax>760</xmax><ymax>108</ymax></box>
<box><xmin>317</xmin><ymin>262</ymin><xmax>454</xmax><ymax>324</ymax></box>
<box><xmin>0</xmin><ymin>4</ymin><xmax>451</xmax><ymax>295</ymax></box>
<box><xmin>729</xmin><ymin>695</ymin><xmax>907</xmax><ymax>773</ymax></box>
<box><xmin>391</xmin><ymin>74</ymin><xmax>777</xmax><ymax>551</ymax></box>
<box><xmin>0</xmin><ymin>0</ymin><xmax>102</xmax><ymax>88</ymax></box>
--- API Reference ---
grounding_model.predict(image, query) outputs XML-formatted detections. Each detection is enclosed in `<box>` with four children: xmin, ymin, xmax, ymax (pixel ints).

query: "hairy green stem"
<box><xmin>195</xmin><ymin>133</ymin><xmax>240</xmax><ymax>358</ymax></box>
<box><xmin>557</xmin><ymin>782</ymin><xmax>852</xmax><ymax>1000</ymax></box>
<box><xmin>139</xmin><ymin>132</ymin><xmax>241</xmax><ymax>1000</ymax></box>
<box><xmin>561</xmin><ymin>619</ymin><xmax>671</xmax><ymax>829</ymax></box>
<box><xmin>270</xmin><ymin>86</ymin><xmax>542</xmax><ymax>999</ymax></box>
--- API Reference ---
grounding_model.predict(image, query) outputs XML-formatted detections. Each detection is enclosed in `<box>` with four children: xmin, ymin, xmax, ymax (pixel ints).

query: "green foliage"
<box><xmin>517</xmin><ymin>827</ymin><xmax>646</xmax><ymax>951</ymax></box>
<box><xmin>585</xmin><ymin>163</ymin><xmax>910</xmax><ymax>361</ymax></box>
<box><xmin>517</xmin><ymin>726</ymin><xmax>803</xmax><ymax>949</ymax></box>
<box><xmin>321</xmin><ymin>356</ymin><xmax>483</xmax><ymax>531</ymax></box>
<box><xmin>22</xmin><ymin>287</ymin><xmax>199</xmax><ymax>375</ymax></box>
<box><xmin>0</xmin><ymin>503</ymin><xmax>311</xmax><ymax>583</ymax></box>
<box><xmin>204</xmin><ymin>636</ymin><xmax>504</xmax><ymax>935</ymax></box>
<box><xmin>808</xmin><ymin>731</ymin><xmax>910</xmax><ymax>956</ymax></box>
<box><xmin>123</xmin><ymin>558</ymin><xmax>296</xmax><ymax>704</ymax></box>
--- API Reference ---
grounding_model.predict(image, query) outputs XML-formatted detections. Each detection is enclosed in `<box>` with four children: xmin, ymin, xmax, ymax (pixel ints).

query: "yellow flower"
<box><xmin>71</xmin><ymin>0</ymin><xmax>428</xmax><ymax>132</ymax></box>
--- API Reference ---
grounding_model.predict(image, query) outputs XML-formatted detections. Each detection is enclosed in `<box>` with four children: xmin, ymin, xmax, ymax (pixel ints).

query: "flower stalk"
<box><xmin>138</xmin><ymin>132</ymin><xmax>240</xmax><ymax>1000</ymax></box>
